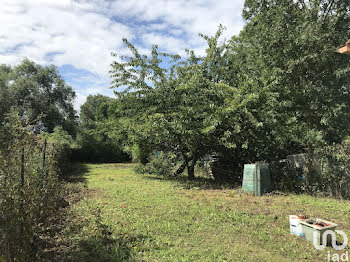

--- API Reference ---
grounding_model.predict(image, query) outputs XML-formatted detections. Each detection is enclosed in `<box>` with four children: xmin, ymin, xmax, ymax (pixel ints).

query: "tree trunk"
<box><xmin>174</xmin><ymin>162</ymin><xmax>186</xmax><ymax>176</ymax></box>
<box><xmin>187</xmin><ymin>152</ymin><xmax>199</xmax><ymax>180</ymax></box>
<box><xmin>187</xmin><ymin>164</ymin><xmax>195</xmax><ymax>180</ymax></box>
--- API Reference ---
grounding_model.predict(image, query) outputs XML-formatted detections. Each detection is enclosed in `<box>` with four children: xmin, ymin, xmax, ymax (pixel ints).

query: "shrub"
<box><xmin>269</xmin><ymin>160</ymin><xmax>302</xmax><ymax>193</ymax></box>
<box><xmin>72</xmin><ymin>131</ymin><xmax>130</xmax><ymax>164</ymax></box>
<box><xmin>0</xmin><ymin>112</ymin><xmax>65</xmax><ymax>260</ymax></box>
<box><xmin>127</xmin><ymin>143</ymin><xmax>151</xmax><ymax>165</ymax></box>
<box><xmin>134</xmin><ymin>152</ymin><xmax>176</xmax><ymax>177</ymax></box>
<box><xmin>47</xmin><ymin>126</ymin><xmax>73</xmax><ymax>177</ymax></box>
<box><xmin>315</xmin><ymin>142</ymin><xmax>350</xmax><ymax>199</ymax></box>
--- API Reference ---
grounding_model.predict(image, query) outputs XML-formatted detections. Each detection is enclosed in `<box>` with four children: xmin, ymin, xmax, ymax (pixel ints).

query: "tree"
<box><xmin>236</xmin><ymin>0</ymin><xmax>350</xmax><ymax>184</ymax></box>
<box><xmin>110</xmin><ymin>28</ymin><xmax>257</xmax><ymax>179</ymax></box>
<box><xmin>75</xmin><ymin>94</ymin><xmax>129</xmax><ymax>163</ymax></box>
<box><xmin>0</xmin><ymin>59</ymin><xmax>77</xmax><ymax>135</ymax></box>
<box><xmin>80</xmin><ymin>94</ymin><xmax>112</xmax><ymax>128</ymax></box>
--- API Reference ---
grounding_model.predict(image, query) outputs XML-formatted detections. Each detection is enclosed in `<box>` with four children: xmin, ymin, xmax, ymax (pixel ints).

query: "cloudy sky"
<box><xmin>1</xmin><ymin>0</ymin><xmax>245</xmax><ymax>110</ymax></box>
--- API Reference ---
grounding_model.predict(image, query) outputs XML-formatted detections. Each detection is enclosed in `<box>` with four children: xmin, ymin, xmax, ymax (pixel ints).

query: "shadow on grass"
<box><xmin>64</xmin><ymin>233</ymin><xmax>143</xmax><ymax>262</ymax></box>
<box><xmin>143</xmin><ymin>173</ymin><xmax>240</xmax><ymax>190</ymax></box>
<box><xmin>62</xmin><ymin>162</ymin><xmax>90</xmax><ymax>183</ymax></box>
<box><xmin>44</xmin><ymin>219</ymin><xmax>146</xmax><ymax>262</ymax></box>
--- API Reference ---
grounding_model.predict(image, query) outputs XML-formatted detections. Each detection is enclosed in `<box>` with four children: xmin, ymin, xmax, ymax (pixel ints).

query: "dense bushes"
<box><xmin>134</xmin><ymin>152</ymin><xmax>176</xmax><ymax>177</ymax></box>
<box><xmin>269</xmin><ymin>143</ymin><xmax>350</xmax><ymax>199</ymax></box>
<box><xmin>72</xmin><ymin>134</ymin><xmax>130</xmax><ymax>163</ymax></box>
<box><xmin>0</xmin><ymin>113</ymin><xmax>67</xmax><ymax>260</ymax></box>
<box><xmin>74</xmin><ymin>95</ymin><xmax>131</xmax><ymax>163</ymax></box>
<box><xmin>47</xmin><ymin>126</ymin><xmax>74</xmax><ymax>178</ymax></box>
<box><xmin>315</xmin><ymin>142</ymin><xmax>350</xmax><ymax>199</ymax></box>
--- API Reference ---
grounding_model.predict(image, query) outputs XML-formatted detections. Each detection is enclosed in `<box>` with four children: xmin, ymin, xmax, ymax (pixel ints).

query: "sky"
<box><xmin>1</xmin><ymin>0</ymin><xmax>245</xmax><ymax>111</ymax></box>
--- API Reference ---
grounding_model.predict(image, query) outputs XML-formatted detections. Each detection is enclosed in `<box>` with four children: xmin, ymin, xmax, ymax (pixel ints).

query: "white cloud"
<box><xmin>1</xmin><ymin>0</ymin><xmax>131</xmax><ymax>78</ymax></box>
<box><xmin>74</xmin><ymin>92</ymin><xmax>87</xmax><ymax>112</ymax></box>
<box><xmin>110</xmin><ymin>0</ymin><xmax>244</xmax><ymax>39</ymax></box>
<box><xmin>1</xmin><ymin>0</ymin><xmax>245</xmax><ymax>109</ymax></box>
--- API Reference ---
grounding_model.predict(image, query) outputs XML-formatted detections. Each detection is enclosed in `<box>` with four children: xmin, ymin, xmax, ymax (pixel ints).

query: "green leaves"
<box><xmin>107</xmin><ymin>2</ymin><xmax>350</xmax><ymax>179</ymax></box>
<box><xmin>109</xmin><ymin>27</ymin><xmax>244</xmax><ymax>177</ymax></box>
<box><xmin>0</xmin><ymin>59</ymin><xmax>76</xmax><ymax>135</ymax></box>
<box><xmin>239</xmin><ymin>0</ymin><xmax>350</xmax><ymax>149</ymax></box>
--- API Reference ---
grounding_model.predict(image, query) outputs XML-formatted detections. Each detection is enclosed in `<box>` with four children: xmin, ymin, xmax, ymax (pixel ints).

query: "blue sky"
<box><xmin>1</xmin><ymin>0</ymin><xmax>245</xmax><ymax>110</ymax></box>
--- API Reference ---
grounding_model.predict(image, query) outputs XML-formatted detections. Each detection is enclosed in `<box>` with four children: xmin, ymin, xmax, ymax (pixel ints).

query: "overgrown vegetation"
<box><xmin>0</xmin><ymin>112</ymin><xmax>67</xmax><ymax>261</ymax></box>
<box><xmin>0</xmin><ymin>59</ymin><xmax>77</xmax><ymax>261</ymax></box>
<box><xmin>316</xmin><ymin>141</ymin><xmax>350</xmax><ymax>199</ymax></box>
<box><xmin>72</xmin><ymin>95</ymin><xmax>130</xmax><ymax>163</ymax></box>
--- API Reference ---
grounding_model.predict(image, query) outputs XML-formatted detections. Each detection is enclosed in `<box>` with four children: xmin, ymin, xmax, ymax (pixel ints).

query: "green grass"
<box><xmin>60</xmin><ymin>163</ymin><xmax>350</xmax><ymax>262</ymax></box>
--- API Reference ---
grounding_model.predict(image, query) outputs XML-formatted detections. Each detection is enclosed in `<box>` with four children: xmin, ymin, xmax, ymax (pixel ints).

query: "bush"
<box><xmin>269</xmin><ymin>160</ymin><xmax>302</xmax><ymax>193</ymax></box>
<box><xmin>314</xmin><ymin>142</ymin><xmax>350</xmax><ymax>199</ymax></box>
<box><xmin>127</xmin><ymin>142</ymin><xmax>151</xmax><ymax>165</ymax></box>
<box><xmin>47</xmin><ymin>126</ymin><xmax>73</xmax><ymax>177</ymax></box>
<box><xmin>0</xmin><ymin>112</ymin><xmax>65</xmax><ymax>260</ymax></box>
<box><xmin>72</xmin><ymin>131</ymin><xmax>130</xmax><ymax>163</ymax></box>
<box><xmin>134</xmin><ymin>152</ymin><xmax>176</xmax><ymax>177</ymax></box>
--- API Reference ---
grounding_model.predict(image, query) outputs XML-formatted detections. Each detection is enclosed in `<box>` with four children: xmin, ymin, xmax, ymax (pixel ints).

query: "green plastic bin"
<box><xmin>242</xmin><ymin>164</ymin><xmax>272</xmax><ymax>196</ymax></box>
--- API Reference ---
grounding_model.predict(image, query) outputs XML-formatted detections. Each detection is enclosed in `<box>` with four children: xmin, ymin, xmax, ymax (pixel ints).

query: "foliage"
<box><xmin>109</xmin><ymin>9</ymin><xmax>349</xmax><ymax>182</ymax></box>
<box><xmin>74</xmin><ymin>95</ymin><xmax>130</xmax><ymax>163</ymax></box>
<box><xmin>109</xmin><ymin>27</ymin><xmax>265</xmax><ymax>179</ymax></box>
<box><xmin>238</xmin><ymin>0</ymin><xmax>350</xmax><ymax>174</ymax></box>
<box><xmin>134</xmin><ymin>152</ymin><xmax>177</xmax><ymax>177</ymax></box>
<box><xmin>314</xmin><ymin>141</ymin><xmax>350</xmax><ymax>199</ymax></box>
<box><xmin>0</xmin><ymin>111</ymin><xmax>65</xmax><ymax>261</ymax></box>
<box><xmin>0</xmin><ymin>59</ymin><xmax>77</xmax><ymax>136</ymax></box>
<box><xmin>127</xmin><ymin>143</ymin><xmax>152</xmax><ymax>164</ymax></box>
<box><xmin>47</xmin><ymin>126</ymin><xmax>74</xmax><ymax>178</ymax></box>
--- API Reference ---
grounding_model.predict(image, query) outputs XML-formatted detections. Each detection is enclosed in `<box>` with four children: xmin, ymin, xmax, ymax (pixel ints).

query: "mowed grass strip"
<box><xmin>67</xmin><ymin>164</ymin><xmax>350</xmax><ymax>262</ymax></box>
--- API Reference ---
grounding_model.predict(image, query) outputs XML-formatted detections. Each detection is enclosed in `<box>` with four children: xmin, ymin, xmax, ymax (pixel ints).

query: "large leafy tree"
<box><xmin>110</xmin><ymin>28</ymin><xmax>263</xmax><ymax>179</ymax></box>
<box><xmin>110</xmin><ymin>29</ymin><xmax>223</xmax><ymax>178</ymax></box>
<box><xmin>235</xmin><ymin>0</ymin><xmax>350</xmax><ymax>180</ymax></box>
<box><xmin>0</xmin><ymin>59</ymin><xmax>77</xmax><ymax>135</ymax></box>
<box><xmin>244</xmin><ymin>0</ymin><xmax>350</xmax><ymax>142</ymax></box>
<box><xmin>110</xmin><ymin>1</ymin><xmax>350</xmax><ymax>181</ymax></box>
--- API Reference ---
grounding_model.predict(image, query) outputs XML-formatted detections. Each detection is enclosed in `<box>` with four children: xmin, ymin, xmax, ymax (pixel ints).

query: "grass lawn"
<box><xmin>59</xmin><ymin>163</ymin><xmax>350</xmax><ymax>262</ymax></box>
